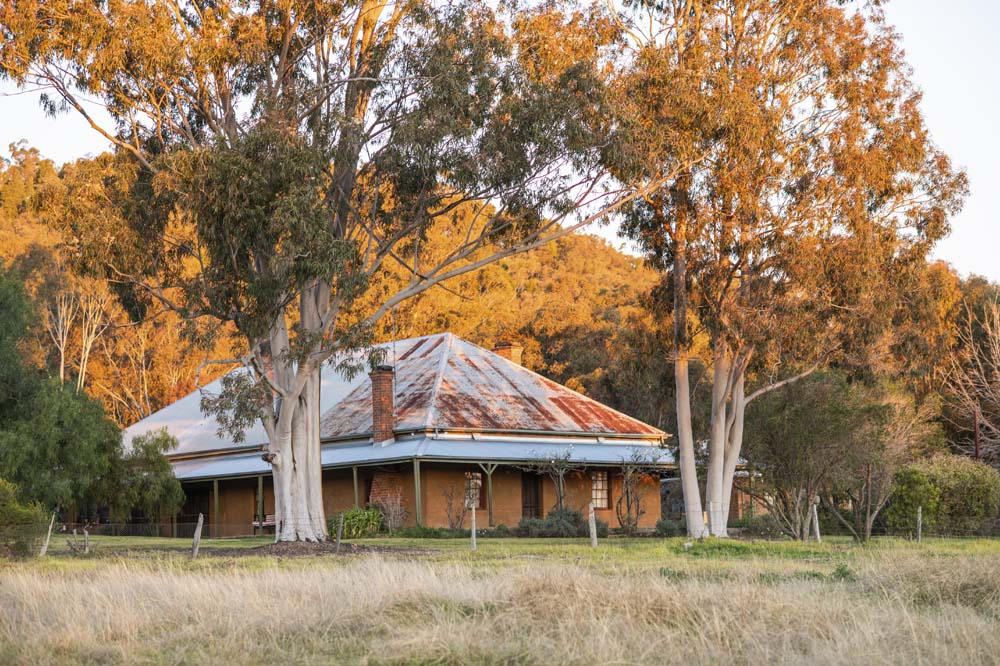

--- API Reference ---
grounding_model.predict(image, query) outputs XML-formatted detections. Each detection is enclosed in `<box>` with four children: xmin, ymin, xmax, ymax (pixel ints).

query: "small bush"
<box><xmin>0</xmin><ymin>478</ymin><xmax>47</xmax><ymax>558</ymax></box>
<box><xmin>517</xmin><ymin>517</ymin><xmax>545</xmax><ymax>537</ymax></box>
<box><xmin>831</xmin><ymin>564</ymin><xmax>857</xmax><ymax>582</ymax></box>
<box><xmin>740</xmin><ymin>515</ymin><xmax>784</xmax><ymax>539</ymax></box>
<box><xmin>889</xmin><ymin>454</ymin><xmax>1000</xmax><ymax>534</ymax></box>
<box><xmin>517</xmin><ymin>508</ymin><xmax>607</xmax><ymax>538</ymax></box>
<box><xmin>886</xmin><ymin>467</ymin><xmax>940</xmax><ymax>534</ymax></box>
<box><xmin>395</xmin><ymin>526</ymin><xmax>467</xmax><ymax>539</ymax></box>
<box><xmin>330</xmin><ymin>507</ymin><xmax>382</xmax><ymax>539</ymax></box>
<box><xmin>493</xmin><ymin>523</ymin><xmax>511</xmax><ymax>537</ymax></box>
<box><xmin>655</xmin><ymin>518</ymin><xmax>680</xmax><ymax>537</ymax></box>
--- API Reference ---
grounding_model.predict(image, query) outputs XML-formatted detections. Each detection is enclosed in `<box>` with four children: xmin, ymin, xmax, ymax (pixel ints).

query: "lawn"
<box><xmin>2</xmin><ymin>535</ymin><xmax>999</xmax><ymax>664</ymax></box>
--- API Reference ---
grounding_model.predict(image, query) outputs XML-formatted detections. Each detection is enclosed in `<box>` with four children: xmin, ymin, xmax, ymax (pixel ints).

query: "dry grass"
<box><xmin>1</xmin><ymin>539</ymin><xmax>999</xmax><ymax>665</ymax></box>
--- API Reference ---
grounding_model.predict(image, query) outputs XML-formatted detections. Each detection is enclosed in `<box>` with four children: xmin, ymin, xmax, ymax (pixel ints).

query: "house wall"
<box><xmin>182</xmin><ymin>463</ymin><xmax>665</xmax><ymax>535</ymax></box>
<box><xmin>550</xmin><ymin>470</ymin><xmax>661</xmax><ymax>530</ymax></box>
<box><xmin>385</xmin><ymin>464</ymin><xmax>663</xmax><ymax>530</ymax></box>
<box><xmin>216</xmin><ymin>477</ymin><xmax>257</xmax><ymax>537</ymax></box>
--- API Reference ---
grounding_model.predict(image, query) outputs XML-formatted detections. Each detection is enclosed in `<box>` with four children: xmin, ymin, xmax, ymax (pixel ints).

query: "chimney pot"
<box><xmin>370</xmin><ymin>365</ymin><xmax>395</xmax><ymax>445</ymax></box>
<box><xmin>493</xmin><ymin>341</ymin><xmax>524</xmax><ymax>366</ymax></box>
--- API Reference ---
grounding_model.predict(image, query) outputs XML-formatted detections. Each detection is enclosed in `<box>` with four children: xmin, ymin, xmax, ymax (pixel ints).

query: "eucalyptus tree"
<box><xmin>605</xmin><ymin>0</ymin><xmax>967</xmax><ymax>536</ymax></box>
<box><xmin>1</xmin><ymin>1</ymin><xmax>692</xmax><ymax>539</ymax></box>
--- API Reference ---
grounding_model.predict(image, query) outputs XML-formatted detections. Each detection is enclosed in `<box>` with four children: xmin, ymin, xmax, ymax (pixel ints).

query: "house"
<box><xmin>124</xmin><ymin>332</ymin><xmax>673</xmax><ymax>536</ymax></box>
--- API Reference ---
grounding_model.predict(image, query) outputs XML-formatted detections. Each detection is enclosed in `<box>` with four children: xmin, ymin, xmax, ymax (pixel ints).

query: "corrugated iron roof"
<box><xmin>319</xmin><ymin>333</ymin><xmax>665</xmax><ymax>439</ymax></box>
<box><xmin>124</xmin><ymin>332</ymin><xmax>667</xmax><ymax>462</ymax></box>
<box><xmin>172</xmin><ymin>433</ymin><xmax>673</xmax><ymax>481</ymax></box>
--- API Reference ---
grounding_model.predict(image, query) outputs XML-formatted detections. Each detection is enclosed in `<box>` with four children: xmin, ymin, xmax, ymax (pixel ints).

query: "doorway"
<box><xmin>521</xmin><ymin>473</ymin><xmax>542</xmax><ymax>519</ymax></box>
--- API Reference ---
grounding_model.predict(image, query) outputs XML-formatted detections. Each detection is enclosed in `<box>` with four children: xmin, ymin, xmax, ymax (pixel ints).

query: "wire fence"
<box><xmin>0</xmin><ymin>519</ymin><xmax>280</xmax><ymax>558</ymax></box>
<box><xmin>3</xmin><ymin>513</ymin><xmax>1000</xmax><ymax>559</ymax></box>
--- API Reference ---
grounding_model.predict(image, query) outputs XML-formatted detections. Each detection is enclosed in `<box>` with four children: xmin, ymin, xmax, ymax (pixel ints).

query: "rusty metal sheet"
<box><xmin>319</xmin><ymin>333</ymin><xmax>665</xmax><ymax>439</ymax></box>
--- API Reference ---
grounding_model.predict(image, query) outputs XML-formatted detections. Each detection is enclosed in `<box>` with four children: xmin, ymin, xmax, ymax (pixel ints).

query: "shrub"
<box><xmin>517</xmin><ymin>517</ymin><xmax>545</xmax><ymax>537</ymax></box>
<box><xmin>897</xmin><ymin>455</ymin><xmax>1000</xmax><ymax>534</ymax></box>
<box><xmin>0</xmin><ymin>478</ymin><xmax>47</xmax><ymax>558</ymax></box>
<box><xmin>517</xmin><ymin>508</ymin><xmax>607</xmax><ymax>538</ymax></box>
<box><xmin>886</xmin><ymin>467</ymin><xmax>940</xmax><ymax>534</ymax></box>
<box><xmin>655</xmin><ymin>518</ymin><xmax>680</xmax><ymax>537</ymax></box>
<box><xmin>330</xmin><ymin>507</ymin><xmax>383</xmax><ymax>539</ymax></box>
<box><xmin>395</xmin><ymin>526</ymin><xmax>467</xmax><ymax>538</ymax></box>
<box><xmin>493</xmin><ymin>523</ymin><xmax>511</xmax><ymax>537</ymax></box>
<box><xmin>740</xmin><ymin>515</ymin><xmax>784</xmax><ymax>539</ymax></box>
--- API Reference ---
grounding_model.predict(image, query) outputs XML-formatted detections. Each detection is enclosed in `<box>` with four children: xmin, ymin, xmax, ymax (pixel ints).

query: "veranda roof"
<box><xmin>171</xmin><ymin>433</ymin><xmax>674</xmax><ymax>481</ymax></box>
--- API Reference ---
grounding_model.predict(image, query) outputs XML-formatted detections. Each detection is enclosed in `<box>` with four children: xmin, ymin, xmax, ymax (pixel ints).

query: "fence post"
<box><xmin>470</xmin><ymin>506</ymin><xmax>477</xmax><ymax>552</ymax></box>
<box><xmin>39</xmin><ymin>513</ymin><xmax>55</xmax><ymax>557</ymax></box>
<box><xmin>335</xmin><ymin>513</ymin><xmax>344</xmax><ymax>554</ymax></box>
<box><xmin>191</xmin><ymin>513</ymin><xmax>204</xmax><ymax>559</ymax></box>
<box><xmin>588</xmin><ymin>502</ymin><xmax>598</xmax><ymax>548</ymax></box>
<box><xmin>811</xmin><ymin>503</ymin><xmax>821</xmax><ymax>543</ymax></box>
<box><xmin>917</xmin><ymin>505</ymin><xmax>922</xmax><ymax>543</ymax></box>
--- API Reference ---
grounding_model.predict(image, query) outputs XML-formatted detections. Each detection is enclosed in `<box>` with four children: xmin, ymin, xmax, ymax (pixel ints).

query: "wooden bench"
<box><xmin>252</xmin><ymin>514</ymin><xmax>276</xmax><ymax>535</ymax></box>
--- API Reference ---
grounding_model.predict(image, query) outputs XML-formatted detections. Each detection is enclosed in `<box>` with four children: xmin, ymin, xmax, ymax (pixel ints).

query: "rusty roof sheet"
<box><xmin>319</xmin><ymin>333</ymin><xmax>665</xmax><ymax>439</ymax></box>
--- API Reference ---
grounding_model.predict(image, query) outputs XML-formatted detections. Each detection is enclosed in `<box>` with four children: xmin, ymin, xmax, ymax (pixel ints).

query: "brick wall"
<box><xmin>369</xmin><ymin>365</ymin><xmax>395</xmax><ymax>443</ymax></box>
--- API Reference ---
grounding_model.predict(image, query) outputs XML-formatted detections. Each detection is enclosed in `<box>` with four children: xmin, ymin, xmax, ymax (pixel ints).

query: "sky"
<box><xmin>1</xmin><ymin>0</ymin><xmax>997</xmax><ymax>280</ymax></box>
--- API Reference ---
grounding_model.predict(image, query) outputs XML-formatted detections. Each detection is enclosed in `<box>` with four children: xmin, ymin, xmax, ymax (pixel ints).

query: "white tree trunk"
<box><xmin>705</xmin><ymin>345</ymin><xmax>730</xmax><ymax>537</ymax></box>
<box><xmin>675</xmin><ymin>350</ymin><xmax>707</xmax><ymax>538</ymax></box>
<box><xmin>271</xmin><ymin>380</ymin><xmax>328</xmax><ymax>542</ymax></box>
<box><xmin>720</xmin><ymin>372</ymin><xmax>745</xmax><ymax>521</ymax></box>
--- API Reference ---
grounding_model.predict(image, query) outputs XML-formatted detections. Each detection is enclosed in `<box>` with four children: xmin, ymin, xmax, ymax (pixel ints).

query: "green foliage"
<box><xmin>517</xmin><ymin>508</ymin><xmax>607</xmax><ymax>538</ymax></box>
<box><xmin>395</xmin><ymin>526</ymin><xmax>468</xmax><ymax>539</ymax></box>
<box><xmin>831</xmin><ymin>564</ymin><xmax>857</xmax><ymax>583</ymax></box>
<box><xmin>910</xmin><ymin>455</ymin><xmax>1000</xmax><ymax>534</ymax></box>
<box><xmin>740</xmin><ymin>516</ymin><xmax>785</xmax><ymax>540</ymax></box>
<box><xmin>0</xmin><ymin>478</ymin><xmax>47</xmax><ymax>558</ymax></box>
<box><xmin>0</xmin><ymin>264</ymin><xmax>37</xmax><ymax>420</ymax></box>
<box><xmin>886</xmin><ymin>467</ymin><xmax>941</xmax><ymax>534</ymax></box>
<box><xmin>0</xmin><ymin>378</ymin><xmax>122</xmax><ymax>514</ymax></box>
<box><xmin>331</xmin><ymin>508</ymin><xmax>383</xmax><ymax>539</ymax></box>
<box><xmin>115</xmin><ymin>430</ymin><xmax>186</xmax><ymax>522</ymax></box>
<box><xmin>654</xmin><ymin>518</ymin><xmax>680</xmax><ymax>537</ymax></box>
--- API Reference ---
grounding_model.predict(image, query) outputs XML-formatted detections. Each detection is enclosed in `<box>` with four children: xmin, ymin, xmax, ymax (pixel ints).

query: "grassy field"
<box><xmin>2</xmin><ymin>535</ymin><xmax>999</xmax><ymax>665</ymax></box>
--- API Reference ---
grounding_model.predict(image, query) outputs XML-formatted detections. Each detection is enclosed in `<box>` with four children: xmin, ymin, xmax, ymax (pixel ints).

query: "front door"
<box><xmin>521</xmin><ymin>473</ymin><xmax>542</xmax><ymax>519</ymax></box>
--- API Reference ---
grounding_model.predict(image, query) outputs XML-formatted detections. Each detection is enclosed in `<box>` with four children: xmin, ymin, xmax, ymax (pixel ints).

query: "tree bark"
<box><xmin>720</xmin><ymin>370</ymin><xmax>745</xmax><ymax>524</ymax></box>
<box><xmin>271</xmin><ymin>402</ymin><xmax>326</xmax><ymax>542</ymax></box>
<box><xmin>705</xmin><ymin>343</ymin><xmax>730</xmax><ymax>536</ymax></box>
<box><xmin>672</xmin><ymin>200</ymin><xmax>707</xmax><ymax>538</ymax></box>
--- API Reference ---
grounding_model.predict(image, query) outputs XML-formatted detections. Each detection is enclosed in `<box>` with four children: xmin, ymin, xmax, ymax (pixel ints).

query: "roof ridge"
<box><xmin>420</xmin><ymin>331</ymin><xmax>454</xmax><ymax>429</ymax></box>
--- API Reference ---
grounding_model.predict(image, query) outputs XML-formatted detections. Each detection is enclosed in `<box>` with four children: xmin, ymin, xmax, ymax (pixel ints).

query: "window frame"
<box><xmin>465</xmin><ymin>471</ymin><xmax>487</xmax><ymax>509</ymax></box>
<box><xmin>591</xmin><ymin>470</ymin><xmax>610</xmax><ymax>510</ymax></box>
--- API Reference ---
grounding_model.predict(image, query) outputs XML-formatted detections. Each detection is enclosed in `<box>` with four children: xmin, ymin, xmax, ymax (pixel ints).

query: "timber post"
<box><xmin>257</xmin><ymin>475</ymin><xmax>264</xmax><ymax>534</ymax></box>
<box><xmin>413</xmin><ymin>459</ymin><xmax>423</xmax><ymax>526</ymax></box>
<box><xmin>335</xmin><ymin>513</ymin><xmax>344</xmax><ymax>554</ymax></box>
<box><xmin>212</xmin><ymin>478</ymin><xmax>220</xmax><ymax>539</ymax></box>
<box><xmin>191</xmin><ymin>513</ymin><xmax>204</xmax><ymax>559</ymax></box>
<box><xmin>588</xmin><ymin>502</ymin><xmax>598</xmax><ymax>548</ymax></box>
<box><xmin>811</xmin><ymin>502</ymin><xmax>821</xmax><ymax>543</ymax></box>
<box><xmin>39</xmin><ymin>513</ymin><xmax>55</xmax><ymax>556</ymax></box>
<box><xmin>917</xmin><ymin>505</ymin><xmax>923</xmax><ymax>542</ymax></box>
<box><xmin>477</xmin><ymin>462</ymin><xmax>498</xmax><ymax>527</ymax></box>
<box><xmin>470</xmin><ymin>505</ymin><xmax>477</xmax><ymax>552</ymax></box>
<box><xmin>352</xmin><ymin>466</ymin><xmax>359</xmax><ymax>508</ymax></box>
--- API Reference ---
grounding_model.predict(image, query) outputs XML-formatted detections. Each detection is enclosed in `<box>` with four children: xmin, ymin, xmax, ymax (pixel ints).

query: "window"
<box><xmin>465</xmin><ymin>472</ymin><xmax>487</xmax><ymax>509</ymax></box>
<box><xmin>591</xmin><ymin>471</ymin><xmax>609</xmax><ymax>509</ymax></box>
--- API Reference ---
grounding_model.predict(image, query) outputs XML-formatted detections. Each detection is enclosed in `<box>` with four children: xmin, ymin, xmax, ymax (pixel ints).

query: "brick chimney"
<box><xmin>370</xmin><ymin>365</ymin><xmax>395</xmax><ymax>445</ymax></box>
<box><xmin>493</xmin><ymin>341</ymin><xmax>524</xmax><ymax>366</ymax></box>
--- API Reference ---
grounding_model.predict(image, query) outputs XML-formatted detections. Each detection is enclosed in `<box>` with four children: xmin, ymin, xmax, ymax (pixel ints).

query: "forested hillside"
<box><xmin>1</xmin><ymin>143</ymin><xmax>669</xmax><ymax>428</ymax></box>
